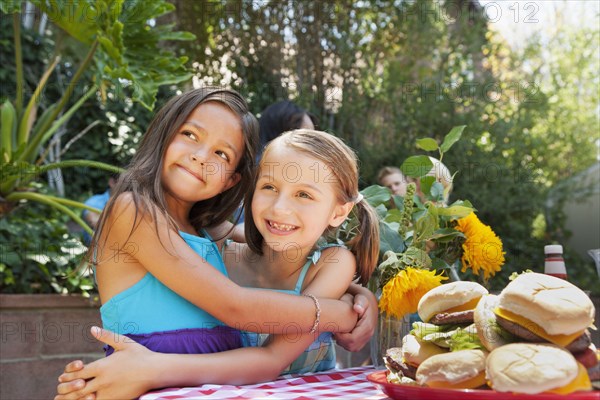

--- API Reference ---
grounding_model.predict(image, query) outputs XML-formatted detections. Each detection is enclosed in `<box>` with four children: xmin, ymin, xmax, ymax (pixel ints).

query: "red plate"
<box><xmin>367</xmin><ymin>371</ymin><xmax>600</xmax><ymax>400</ymax></box>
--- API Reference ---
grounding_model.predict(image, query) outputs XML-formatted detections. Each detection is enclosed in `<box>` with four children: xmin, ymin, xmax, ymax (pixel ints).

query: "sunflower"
<box><xmin>455</xmin><ymin>212</ymin><xmax>505</xmax><ymax>281</ymax></box>
<box><xmin>379</xmin><ymin>267</ymin><xmax>447</xmax><ymax>319</ymax></box>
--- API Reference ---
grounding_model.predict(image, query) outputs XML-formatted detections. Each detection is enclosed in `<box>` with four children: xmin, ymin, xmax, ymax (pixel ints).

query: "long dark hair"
<box><xmin>258</xmin><ymin>101</ymin><xmax>317</xmax><ymax>148</ymax></box>
<box><xmin>89</xmin><ymin>87</ymin><xmax>259</xmax><ymax>260</ymax></box>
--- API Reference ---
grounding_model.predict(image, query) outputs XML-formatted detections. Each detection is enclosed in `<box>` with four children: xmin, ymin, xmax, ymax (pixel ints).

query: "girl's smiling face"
<box><xmin>162</xmin><ymin>102</ymin><xmax>244</xmax><ymax>208</ymax></box>
<box><xmin>251</xmin><ymin>142</ymin><xmax>351</xmax><ymax>253</ymax></box>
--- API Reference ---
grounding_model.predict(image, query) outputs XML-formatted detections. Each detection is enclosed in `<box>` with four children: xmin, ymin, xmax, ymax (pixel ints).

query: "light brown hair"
<box><xmin>376</xmin><ymin>166</ymin><xmax>404</xmax><ymax>186</ymax></box>
<box><xmin>245</xmin><ymin>129</ymin><xmax>379</xmax><ymax>285</ymax></box>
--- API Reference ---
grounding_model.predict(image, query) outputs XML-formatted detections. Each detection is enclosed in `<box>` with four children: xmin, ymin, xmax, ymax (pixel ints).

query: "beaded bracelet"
<box><xmin>303</xmin><ymin>293</ymin><xmax>321</xmax><ymax>334</ymax></box>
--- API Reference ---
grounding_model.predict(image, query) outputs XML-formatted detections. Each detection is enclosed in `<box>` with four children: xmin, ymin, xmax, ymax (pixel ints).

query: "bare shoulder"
<box><xmin>109</xmin><ymin>192</ymin><xmax>164</xmax><ymax>225</ymax></box>
<box><xmin>317</xmin><ymin>246</ymin><xmax>356</xmax><ymax>268</ymax></box>
<box><xmin>102</xmin><ymin>192</ymin><xmax>172</xmax><ymax>245</ymax></box>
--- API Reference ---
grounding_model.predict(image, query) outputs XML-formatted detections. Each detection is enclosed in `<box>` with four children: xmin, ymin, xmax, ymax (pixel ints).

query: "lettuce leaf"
<box><xmin>448</xmin><ymin>325</ymin><xmax>485</xmax><ymax>351</ymax></box>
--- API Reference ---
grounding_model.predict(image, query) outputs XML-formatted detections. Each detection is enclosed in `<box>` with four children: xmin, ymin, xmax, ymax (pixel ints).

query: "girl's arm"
<box><xmin>333</xmin><ymin>283</ymin><xmax>378</xmax><ymax>352</ymax></box>
<box><xmin>158</xmin><ymin>248</ymin><xmax>356</xmax><ymax>386</ymax></box>
<box><xmin>104</xmin><ymin>195</ymin><xmax>357</xmax><ymax>334</ymax></box>
<box><xmin>56</xmin><ymin>249</ymin><xmax>357</xmax><ymax>399</ymax></box>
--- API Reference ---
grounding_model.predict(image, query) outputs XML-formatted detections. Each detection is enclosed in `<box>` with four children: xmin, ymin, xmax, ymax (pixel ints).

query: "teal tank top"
<box><xmin>100</xmin><ymin>231</ymin><xmax>228</xmax><ymax>335</ymax></box>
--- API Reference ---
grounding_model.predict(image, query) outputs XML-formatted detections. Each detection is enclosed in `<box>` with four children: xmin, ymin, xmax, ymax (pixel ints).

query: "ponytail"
<box><xmin>345</xmin><ymin>199</ymin><xmax>380</xmax><ymax>285</ymax></box>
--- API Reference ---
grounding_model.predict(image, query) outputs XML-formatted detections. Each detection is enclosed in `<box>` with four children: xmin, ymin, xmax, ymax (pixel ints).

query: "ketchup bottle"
<box><xmin>544</xmin><ymin>244</ymin><xmax>568</xmax><ymax>280</ymax></box>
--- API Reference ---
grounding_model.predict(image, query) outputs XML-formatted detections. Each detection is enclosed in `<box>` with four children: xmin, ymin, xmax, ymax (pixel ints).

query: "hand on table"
<box><xmin>55</xmin><ymin>327</ymin><xmax>155</xmax><ymax>400</ymax></box>
<box><xmin>334</xmin><ymin>285</ymin><xmax>377</xmax><ymax>352</ymax></box>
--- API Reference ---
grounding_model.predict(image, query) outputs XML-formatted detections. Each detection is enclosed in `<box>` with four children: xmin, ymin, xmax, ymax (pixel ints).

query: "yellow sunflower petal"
<box><xmin>455</xmin><ymin>212</ymin><xmax>505</xmax><ymax>281</ymax></box>
<box><xmin>379</xmin><ymin>267</ymin><xmax>448</xmax><ymax>319</ymax></box>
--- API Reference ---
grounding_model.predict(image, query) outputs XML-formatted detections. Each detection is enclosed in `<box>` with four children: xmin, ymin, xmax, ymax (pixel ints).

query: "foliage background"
<box><xmin>1</xmin><ymin>0</ymin><xmax>598</xmax><ymax>294</ymax></box>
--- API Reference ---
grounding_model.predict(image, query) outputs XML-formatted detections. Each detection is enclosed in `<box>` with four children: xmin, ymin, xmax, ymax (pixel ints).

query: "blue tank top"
<box><xmin>241</xmin><ymin>244</ymin><xmax>343</xmax><ymax>374</ymax></box>
<box><xmin>100</xmin><ymin>231</ymin><xmax>230</xmax><ymax>335</ymax></box>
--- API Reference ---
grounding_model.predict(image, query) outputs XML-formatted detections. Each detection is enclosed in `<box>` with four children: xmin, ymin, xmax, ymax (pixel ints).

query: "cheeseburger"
<box><xmin>416</xmin><ymin>349</ymin><xmax>487</xmax><ymax>389</ymax></box>
<box><xmin>418</xmin><ymin>281</ymin><xmax>488</xmax><ymax>325</ymax></box>
<box><xmin>494</xmin><ymin>272</ymin><xmax>594</xmax><ymax>352</ymax></box>
<box><xmin>384</xmin><ymin>334</ymin><xmax>447</xmax><ymax>381</ymax></box>
<box><xmin>486</xmin><ymin>343</ymin><xmax>592</xmax><ymax>394</ymax></box>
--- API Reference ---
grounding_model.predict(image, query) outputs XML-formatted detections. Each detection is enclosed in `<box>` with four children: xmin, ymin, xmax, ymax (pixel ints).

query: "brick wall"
<box><xmin>0</xmin><ymin>295</ymin><xmax>103</xmax><ymax>400</ymax></box>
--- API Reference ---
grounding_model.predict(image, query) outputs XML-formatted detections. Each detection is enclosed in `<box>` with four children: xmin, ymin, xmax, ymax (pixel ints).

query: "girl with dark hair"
<box><xmin>56</xmin><ymin>129</ymin><xmax>380</xmax><ymax>399</ymax></box>
<box><xmin>81</xmin><ymin>88</ymin><xmax>361</xmax><ymax>357</ymax></box>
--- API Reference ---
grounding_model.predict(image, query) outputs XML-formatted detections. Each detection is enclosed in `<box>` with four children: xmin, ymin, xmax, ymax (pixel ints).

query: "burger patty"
<box><xmin>384</xmin><ymin>347</ymin><xmax>417</xmax><ymax>380</ymax></box>
<box><xmin>573</xmin><ymin>345</ymin><xmax>599</xmax><ymax>369</ymax></box>
<box><xmin>429</xmin><ymin>310</ymin><xmax>474</xmax><ymax>325</ymax></box>
<box><xmin>496</xmin><ymin>314</ymin><xmax>592</xmax><ymax>353</ymax></box>
<box><xmin>566</xmin><ymin>330</ymin><xmax>592</xmax><ymax>354</ymax></box>
<box><xmin>496</xmin><ymin>314</ymin><xmax>546</xmax><ymax>342</ymax></box>
<box><xmin>385</xmin><ymin>356</ymin><xmax>417</xmax><ymax>380</ymax></box>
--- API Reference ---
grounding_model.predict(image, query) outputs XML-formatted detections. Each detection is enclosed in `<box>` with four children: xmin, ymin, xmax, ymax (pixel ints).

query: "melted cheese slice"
<box><xmin>426</xmin><ymin>371</ymin><xmax>487</xmax><ymax>389</ymax></box>
<box><xmin>494</xmin><ymin>307</ymin><xmax>583</xmax><ymax>347</ymax></box>
<box><xmin>442</xmin><ymin>297</ymin><xmax>482</xmax><ymax>315</ymax></box>
<box><xmin>546</xmin><ymin>363</ymin><xmax>592</xmax><ymax>395</ymax></box>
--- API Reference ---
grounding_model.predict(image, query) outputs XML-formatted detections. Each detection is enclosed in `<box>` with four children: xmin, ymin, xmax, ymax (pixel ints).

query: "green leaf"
<box><xmin>401</xmin><ymin>155</ymin><xmax>433</xmax><ymax>178</ymax></box>
<box><xmin>392</xmin><ymin>195</ymin><xmax>405</xmax><ymax>210</ymax></box>
<box><xmin>416</xmin><ymin>138</ymin><xmax>439</xmax><ymax>151</ymax></box>
<box><xmin>374</xmin><ymin>204</ymin><xmax>388</xmax><ymax>219</ymax></box>
<box><xmin>1</xmin><ymin>100</ymin><xmax>16</xmax><ymax>161</ymax></box>
<box><xmin>31</xmin><ymin>0</ymin><xmax>193</xmax><ymax>111</ymax></box>
<box><xmin>17</xmin><ymin>56</ymin><xmax>61</xmax><ymax>146</ymax></box>
<box><xmin>379</xmin><ymin>221</ymin><xmax>405</xmax><ymax>255</ymax></box>
<box><xmin>414</xmin><ymin>213</ymin><xmax>436</xmax><ymax>246</ymax></box>
<box><xmin>418</xmin><ymin>176</ymin><xmax>436</xmax><ymax>199</ymax></box>
<box><xmin>436</xmin><ymin>205</ymin><xmax>474</xmax><ymax>218</ymax></box>
<box><xmin>160</xmin><ymin>31</ymin><xmax>197</xmax><ymax>41</ymax></box>
<box><xmin>383</xmin><ymin>208</ymin><xmax>403</xmax><ymax>224</ymax></box>
<box><xmin>0</xmin><ymin>0</ymin><xmax>22</xmax><ymax>13</ymax></box>
<box><xmin>378</xmin><ymin>250</ymin><xmax>400</xmax><ymax>271</ymax></box>
<box><xmin>448</xmin><ymin>199</ymin><xmax>474</xmax><ymax>209</ymax></box>
<box><xmin>430</xmin><ymin>181</ymin><xmax>445</xmax><ymax>201</ymax></box>
<box><xmin>440</xmin><ymin>125</ymin><xmax>466</xmax><ymax>153</ymax></box>
<box><xmin>401</xmin><ymin>246</ymin><xmax>431</xmax><ymax>269</ymax></box>
<box><xmin>361</xmin><ymin>185</ymin><xmax>392</xmax><ymax>207</ymax></box>
<box><xmin>428</xmin><ymin>228</ymin><xmax>465</xmax><ymax>242</ymax></box>
<box><xmin>30</xmin><ymin>103</ymin><xmax>60</xmax><ymax>140</ymax></box>
<box><xmin>31</xmin><ymin>0</ymin><xmax>98</xmax><ymax>44</ymax></box>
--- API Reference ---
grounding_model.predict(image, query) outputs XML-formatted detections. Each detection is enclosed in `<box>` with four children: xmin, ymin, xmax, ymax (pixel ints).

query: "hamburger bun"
<box><xmin>416</xmin><ymin>349</ymin><xmax>487</xmax><ymax>389</ymax></box>
<box><xmin>473</xmin><ymin>294</ymin><xmax>514</xmax><ymax>351</ymax></box>
<box><xmin>486</xmin><ymin>343</ymin><xmax>592</xmax><ymax>394</ymax></box>
<box><xmin>496</xmin><ymin>272</ymin><xmax>594</xmax><ymax>338</ymax></box>
<box><xmin>401</xmin><ymin>334</ymin><xmax>447</xmax><ymax>367</ymax></box>
<box><xmin>418</xmin><ymin>281</ymin><xmax>488</xmax><ymax>323</ymax></box>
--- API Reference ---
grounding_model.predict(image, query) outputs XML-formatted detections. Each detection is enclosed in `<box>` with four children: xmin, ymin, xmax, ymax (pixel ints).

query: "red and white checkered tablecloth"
<box><xmin>140</xmin><ymin>366</ymin><xmax>390</xmax><ymax>399</ymax></box>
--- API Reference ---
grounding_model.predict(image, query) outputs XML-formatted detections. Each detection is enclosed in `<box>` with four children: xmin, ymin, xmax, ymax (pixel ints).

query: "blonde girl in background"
<box><xmin>377</xmin><ymin>166</ymin><xmax>411</xmax><ymax>196</ymax></box>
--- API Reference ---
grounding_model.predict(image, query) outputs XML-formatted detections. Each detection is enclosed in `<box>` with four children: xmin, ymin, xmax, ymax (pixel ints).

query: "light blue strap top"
<box><xmin>100</xmin><ymin>230</ymin><xmax>229</xmax><ymax>335</ymax></box>
<box><xmin>241</xmin><ymin>242</ymin><xmax>346</xmax><ymax>374</ymax></box>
